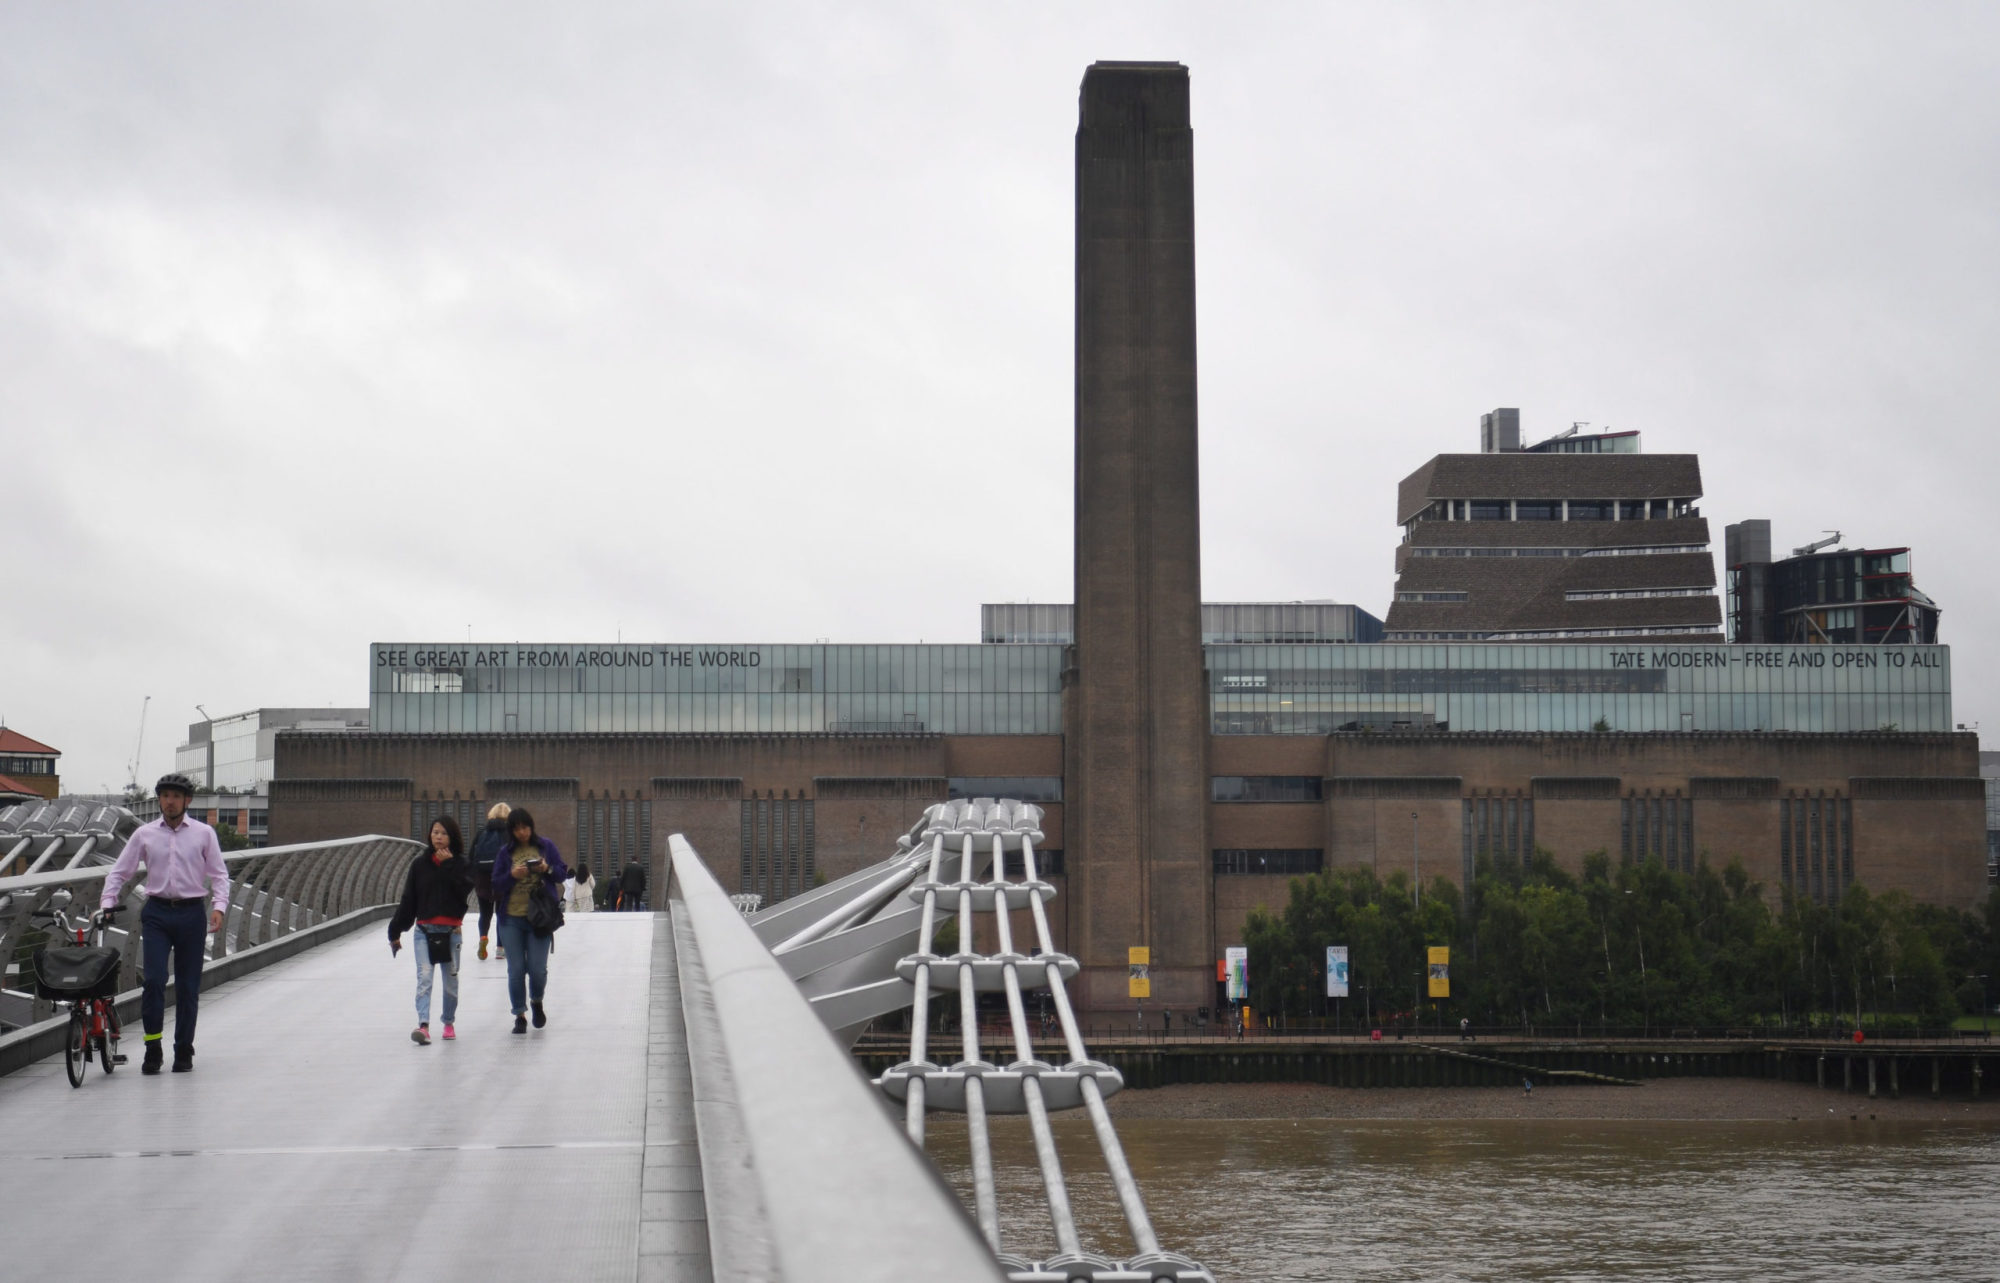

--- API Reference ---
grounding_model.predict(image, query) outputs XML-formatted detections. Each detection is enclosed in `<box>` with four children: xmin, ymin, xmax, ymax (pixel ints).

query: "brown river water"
<box><xmin>926</xmin><ymin>1115</ymin><xmax>2000</xmax><ymax>1281</ymax></box>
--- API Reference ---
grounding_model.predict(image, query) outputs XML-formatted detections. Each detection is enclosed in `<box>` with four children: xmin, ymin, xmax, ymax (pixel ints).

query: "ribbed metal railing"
<box><xmin>666</xmin><ymin>832</ymin><xmax>1008</xmax><ymax>1282</ymax></box>
<box><xmin>0</xmin><ymin>835</ymin><xmax>421</xmax><ymax>1031</ymax></box>
<box><xmin>874</xmin><ymin>803</ymin><xmax>1214</xmax><ymax>1283</ymax></box>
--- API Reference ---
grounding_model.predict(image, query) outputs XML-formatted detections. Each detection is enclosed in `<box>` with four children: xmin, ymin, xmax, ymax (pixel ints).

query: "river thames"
<box><xmin>930</xmin><ymin>1113</ymin><xmax>2000</xmax><ymax>1281</ymax></box>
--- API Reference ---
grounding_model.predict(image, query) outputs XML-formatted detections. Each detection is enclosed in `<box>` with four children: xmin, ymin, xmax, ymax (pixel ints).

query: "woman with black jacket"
<box><xmin>389</xmin><ymin>815</ymin><xmax>474</xmax><ymax>1045</ymax></box>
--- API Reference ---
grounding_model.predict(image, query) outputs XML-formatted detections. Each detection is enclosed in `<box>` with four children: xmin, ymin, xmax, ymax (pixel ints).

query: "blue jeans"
<box><xmin>413</xmin><ymin>927</ymin><xmax>461</xmax><ymax>1024</ymax></box>
<box><xmin>496</xmin><ymin>914</ymin><xmax>550</xmax><ymax>1015</ymax></box>
<box><xmin>140</xmin><ymin>898</ymin><xmax>207</xmax><ymax>1049</ymax></box>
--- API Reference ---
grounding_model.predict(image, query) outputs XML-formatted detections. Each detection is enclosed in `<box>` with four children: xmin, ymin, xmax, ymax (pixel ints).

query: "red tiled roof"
<box><xmin>0</xmin><ymin>773</ymin><xmax>41</xmax><ymax>795</ymax></box>
<box><xmin>0</xmin><ymin>728</ymin><xmax>58</xmax><ymax>756</ymax></box>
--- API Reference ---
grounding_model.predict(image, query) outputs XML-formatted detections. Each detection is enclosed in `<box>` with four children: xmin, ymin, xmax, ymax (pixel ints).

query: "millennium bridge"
<box><xmin>0</xmin><ymin>798</ymin><xmax>1213</xmax><ymax>1282</ymax></box>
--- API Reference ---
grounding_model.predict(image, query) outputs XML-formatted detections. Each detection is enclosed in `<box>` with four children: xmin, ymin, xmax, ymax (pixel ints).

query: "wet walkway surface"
<box><xmin>0</xmin><ymin>912</ymin><xmax>662</xmax><ymax>1281</ymax></box>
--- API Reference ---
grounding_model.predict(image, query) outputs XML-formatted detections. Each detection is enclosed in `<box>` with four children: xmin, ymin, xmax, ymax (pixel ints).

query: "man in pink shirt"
<box><xmin>100</xmin><ymin>772</ymin><xmax>230</xmax><ymax>1074</ymax></box>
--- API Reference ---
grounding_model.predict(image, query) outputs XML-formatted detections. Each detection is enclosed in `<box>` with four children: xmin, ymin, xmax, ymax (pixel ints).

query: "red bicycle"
<box><xmin>30</xmin><ymin>894</ymin><xmax>128</xmax><ymax>1088</ymax></box>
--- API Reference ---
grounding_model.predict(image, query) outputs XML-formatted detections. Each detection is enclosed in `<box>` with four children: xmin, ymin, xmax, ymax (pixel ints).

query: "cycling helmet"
<box><xmin>155</xmin><ymin>772</ymin><xmax>197</xmax><ymax>798</ymax></box>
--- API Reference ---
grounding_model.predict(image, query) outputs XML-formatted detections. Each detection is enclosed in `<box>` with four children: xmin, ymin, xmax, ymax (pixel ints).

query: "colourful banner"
<box><xmin>1326</xmin><ymin>946</ymin><xmax>1349</xmax><ymax>998</ymax></box>
<box><xmin>1225</xmin><ymin>946</ymin><xmax>1248</xmax><ymax>1001</ymax></box>
<box><xmin>1128</xmin><ymin>946</ymin><xmax>1150</xmax><ymax>999</ymax></box>
<box><xmin>1427</xmin><ymin>946</ymin><xmax>1450</xmax><ymax>999</ymax></box>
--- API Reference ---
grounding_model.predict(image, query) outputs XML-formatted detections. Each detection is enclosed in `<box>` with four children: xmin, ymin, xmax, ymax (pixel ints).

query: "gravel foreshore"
<box><xmin>1101</xmin><ymin>1078</ymin><xmax>2000</xmax><ymax>1122</ymax></box>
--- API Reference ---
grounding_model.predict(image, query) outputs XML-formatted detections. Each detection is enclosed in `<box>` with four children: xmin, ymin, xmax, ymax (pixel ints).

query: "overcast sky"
<box><xmin>6</xmin><ymin>3</ymin><xmax>1997</xmax><ymax>793</ymax></box>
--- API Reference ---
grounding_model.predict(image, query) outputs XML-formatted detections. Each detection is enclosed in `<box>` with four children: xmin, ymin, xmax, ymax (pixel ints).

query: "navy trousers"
<box><xmin>139</xmin><ymin>898</ymin><xmax>207</xmax><ymax>1049</ymax></box>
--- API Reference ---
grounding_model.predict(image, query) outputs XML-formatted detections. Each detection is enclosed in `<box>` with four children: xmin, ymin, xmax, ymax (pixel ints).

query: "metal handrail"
<box><xmin>667</xmin><ymin>833</ymin><xmax>1008</xmax><ymax>1283</ymax></box>
<box><xmin>0</xmin><ymin>835</ymin><xmax>422</xmax><ymax>1031</ymax></box>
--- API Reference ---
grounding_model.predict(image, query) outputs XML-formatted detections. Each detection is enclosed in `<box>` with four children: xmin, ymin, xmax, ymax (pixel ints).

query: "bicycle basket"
<box><xmin>32</xmin><ymin>945</ymin><xmax>122</xmax><ymax>999</ymax></box>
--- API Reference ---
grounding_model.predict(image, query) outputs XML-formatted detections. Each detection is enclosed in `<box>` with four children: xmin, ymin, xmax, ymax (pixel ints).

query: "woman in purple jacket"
<box><xmin>490</xmin><ymin>808</ymin><xmax>570</xmax><ymax>1034</ymax></box>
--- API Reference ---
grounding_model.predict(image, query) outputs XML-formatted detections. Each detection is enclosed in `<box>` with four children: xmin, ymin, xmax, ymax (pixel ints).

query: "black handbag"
<box><xmin>422</xmin><ymin>927</ymin><xmax>456</xmax><ymax>965</ymax></box>
<box><xmin>526</xmin><ymin>890</ymin><xmax>565</xmax><ymax>938</ymax></box>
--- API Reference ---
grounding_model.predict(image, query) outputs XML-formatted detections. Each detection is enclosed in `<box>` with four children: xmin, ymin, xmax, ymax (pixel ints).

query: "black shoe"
<box><xmin>512</xmin><ymin>1014</ymin><xmax>528</xmax><ymax>1035</ymax></box>
<box><xmin>141</xmin><ymin>1043</ymin><xmax>163</xmax><ymax>1075</ymax></box>
<box><xmin>531</xmin><ymin>1002</ymin><xmax>547</xmax><ymax>1029</ymax></box>
<box><xmin>171</xmin><ymin>1044</ymin><xmax>193</xmax><ymax>1073</ymax></box>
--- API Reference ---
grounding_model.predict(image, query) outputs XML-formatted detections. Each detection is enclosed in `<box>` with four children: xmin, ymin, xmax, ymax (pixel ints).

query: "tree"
<box><xmin>213</xmin><ymin>821</ymin><xmax>252</xmax><ymax>853</ymax></box>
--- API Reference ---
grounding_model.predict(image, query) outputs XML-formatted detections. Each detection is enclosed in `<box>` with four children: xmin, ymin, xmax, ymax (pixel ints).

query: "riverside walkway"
<box><xmin>0</xmin><ymin>812</ymin><xmax>1215</xmax><ymax>1282</ymax></box>
<box><xmin>0</xmin><ymin>912</ymin><xmax>689</xmax><ymax>1280</ymax></box>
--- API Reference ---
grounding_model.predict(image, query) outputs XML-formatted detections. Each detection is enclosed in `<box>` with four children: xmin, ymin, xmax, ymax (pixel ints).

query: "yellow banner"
<box><xmin>1128</xmin><ymin>946</ymin><xmax>1150</xmax><ymax>998</ymax></box>
<box><xmin>1427</xmin><ymin>946</ymin><xmax>1450</xmax><ymax>999</ymax></box>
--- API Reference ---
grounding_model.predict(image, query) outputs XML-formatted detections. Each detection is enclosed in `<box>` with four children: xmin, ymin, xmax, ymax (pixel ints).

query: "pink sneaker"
<box><xmin>441</xmin><ymin>1023</ymin><xmax>456</xmax><ymax>1041</ymax></box>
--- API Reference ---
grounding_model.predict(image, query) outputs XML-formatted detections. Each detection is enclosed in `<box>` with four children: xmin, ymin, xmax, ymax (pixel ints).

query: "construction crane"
<box><xmin>1792</xmin><ymin>530</ymin><xmax>1843</xmax><ymax>557</ymax></box>
<box><xmin>124</xmin><ymin>695</ymin><xmax>151</xmax><ymax>800</ymax></box>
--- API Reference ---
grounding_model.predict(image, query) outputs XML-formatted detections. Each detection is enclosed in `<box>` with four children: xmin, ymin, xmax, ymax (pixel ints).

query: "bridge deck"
<box><xmin>0</xmin><ymin>912</ymin><xmax>697</xmax><ymax>1281</ymax></box>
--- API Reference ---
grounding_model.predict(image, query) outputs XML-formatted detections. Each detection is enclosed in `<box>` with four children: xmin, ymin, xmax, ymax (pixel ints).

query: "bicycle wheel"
<box><xmin>65</xmin><ymin>1006</ymin><xmax>89</xmax><ymax>1088</ymax></box>
<box><xmin>97</xmin><ymin>1001</ymin><xmax>119</xmax><ymax>1075</ymax></box>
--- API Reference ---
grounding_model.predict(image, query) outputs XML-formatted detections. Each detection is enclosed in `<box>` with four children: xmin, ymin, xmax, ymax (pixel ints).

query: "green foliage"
<box><xmin>213</xmin><ymin>821</ymin><xmax>252</xmax><ymax>853</ymax></box>
<box><xmin>1242</xmin><ymin>857</ymin><xmax>2000</xmax><ymax>1030</ymax></box>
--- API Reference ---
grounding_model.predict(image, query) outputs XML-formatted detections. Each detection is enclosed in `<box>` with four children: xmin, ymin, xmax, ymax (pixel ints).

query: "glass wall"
<box><xmin>370</xmin><ymin>643</ymin><xmax>1064</xmax><ymax>735</ymax></box>
<box><xmin>1207</xmin><ymin>643</ymin><xmax>1952</xmax><ymax>734</ymax></box>
<box><xmin>372</xmin><ymin>640</ymin><xmax>1952</xmax><ymax>737</ymax></box>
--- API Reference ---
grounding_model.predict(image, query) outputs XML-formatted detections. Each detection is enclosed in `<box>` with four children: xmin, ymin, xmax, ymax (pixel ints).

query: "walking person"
<box><xmin>467</xmin><ymin>802</ymin><xmax>511</xmax><ymax>961</ymax></box>
<box><xmin>98</xmin><ymin>773</ymin><xmax>228</xmax><ymax>1074</ymax></box>
<box><xmin>569</xmin><ymin>862</ymin><xmax>598</xmax><ymax>915</ymax></box>
<box><xmin>618</xmin><ymin>858</ymin><xmax>647</xmax><ymax>911</ymax></box>
<box><xmin>492</xmin><ymin>809</ymin><xmax>569</xmax><ymax>1034</ymax></box>
<box><xmin>388</xmin><ymin>816</ymin><xmax>473</xmax><ymax>1045</ymax></box>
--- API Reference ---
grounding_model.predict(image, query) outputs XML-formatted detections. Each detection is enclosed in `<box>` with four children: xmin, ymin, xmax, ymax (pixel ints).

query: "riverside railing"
<box><xmin>666</xmin><ymin>832</ymin><xmax>1009</xmax><ymax>1283</ymax></box>
<box><xmin>0</xmin><ymin>834</ymin><xmax>421</xmax><ymax>1034</ymax></box>
<box><xmin>723</xmin><ymin>798</ymin><xmax>1214</xmax><ymax>1283</ymax></box>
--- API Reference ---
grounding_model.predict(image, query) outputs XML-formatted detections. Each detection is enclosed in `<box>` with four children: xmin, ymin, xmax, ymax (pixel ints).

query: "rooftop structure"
<box><xmin>0</xmin><ymin>728</ymin><xmax>61</xmax><ymax>801</ymax></box>
<box><xmin>1725</xmin><ymin>520</ymin><xmax>1940</xmax><ymax>646</ymax></box>
<box><xmin>981</xmin><ymin>601</ymin><xmax>1383</xmax><ymax>645</ymax></box>
<box><xmin>1386</xmin><ymin>410</ymin><xmax>1721</xmax><ymax>643</ymax></box>
<box><xmin>175</xmin><ymin>707</ymin><xmax>369</xmax><ymax>792</ymax></box>
<box><xmin>365</xmin><ymin>639</ymin><xmax>1952</xmax><ymax>737</ymax></box>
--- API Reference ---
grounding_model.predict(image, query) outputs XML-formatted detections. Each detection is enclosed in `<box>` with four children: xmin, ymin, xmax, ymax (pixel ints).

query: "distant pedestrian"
<box><xmin>468</xmin><ymin>802</ymin><xmax>512</xmax><ymax>960</ymax></box>
<box><xmin>1162</xmin><ymin>1007</ymin><xmax>1171</xmax><ymax>1036</ymax></box>
<box><xmin>1523</xmin><ymin>1077</ymin><xmax>1533</xmax><ymax>1097</ymax></box>
<box><xmin>569</xmin><ymin>862</ymin><xmax>598</xmax><ymax>914</ymax></box>
<box><xmin>492</xmin><ymin>808</ymin><xmax>570</xmax><ymax>1034</ymax></box>
<box><xmin>1460</xmin><ymin>1017</ymin><xmax>1472</xmax><ymax>1042</ymax></box>
<box><xmin>99</xmin><ymin>772</ymin><xmax>228</xmax><ymax>1074</ymax></box>
<box><xmin>618</xmin><ymin>859</ymin><xmax>647</xmax><ymax>911</ymax></box>
<box><xmin>389</xmin><ymin>816</ymin><xmax>472</xmax><ymax>1045</ymax></box>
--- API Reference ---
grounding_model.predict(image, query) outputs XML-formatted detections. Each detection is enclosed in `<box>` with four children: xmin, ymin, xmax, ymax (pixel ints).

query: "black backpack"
<box><xmin>469</xmin><ymin>825</ymin><xmax>508</xmax><ymax>872</ymax></box>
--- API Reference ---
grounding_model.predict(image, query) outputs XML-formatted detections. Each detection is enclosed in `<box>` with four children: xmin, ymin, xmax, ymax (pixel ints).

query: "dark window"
<box><xmin>1840</xmin><ymin>797</ymin><xmax>1853</xmax><ymax>894</ymax></box>
<box><xmin>1515</xmin><ymin>501</ymin><xmax>1559</xmax><ymax>521</ymax></box>
<box><xmin>1212</xmin><ymin>849</ymin><xmax>1324</xmax><ymax>876</ymax></box>
<box><xmin>1618</xmin><ymin>500</ymin><xmax>1647</xmax><ymax>520</ymax></box>
<box><xmin>740</xmin><ymin>797</ymin><xmax>815</xmax><ymax>904</ymax></box>
<box><xmin>948</xmin><ymin>776</ymin><xmax>1063</xmax><ymax>802</ymax></box>
<box><xmin>1210</xmin><ymin>776</ymin><xmax>1323</xmax><ymax>803</ymax></box>
<box><xmin>1469</xmin><ymin>500</ymin><xmax>1509</xmax><ymax>521</ymax></box>
<box><xmin>1621</xmin><ymin>797</ymin><xmax>1633</xmax><ymax>864</ymax></box>
<box><xmin>1780</xmin><ymin>799</ymin><xmax>1793</xmax><ymax>889</ymax></box>
<box><xmin>1032</xmin><ymin>848</ymin><xmax>1064</xmax><ymax>877</ymax></box>
<box><xmin>1568</xmin><ymin>500</ymin><xmax>1610</xmax><ymax>520</ymax></box>
<box><xmin>1809</xmin><ymin>797</ymin><xmax>1824</xmax><ymax>904</ymax></box>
